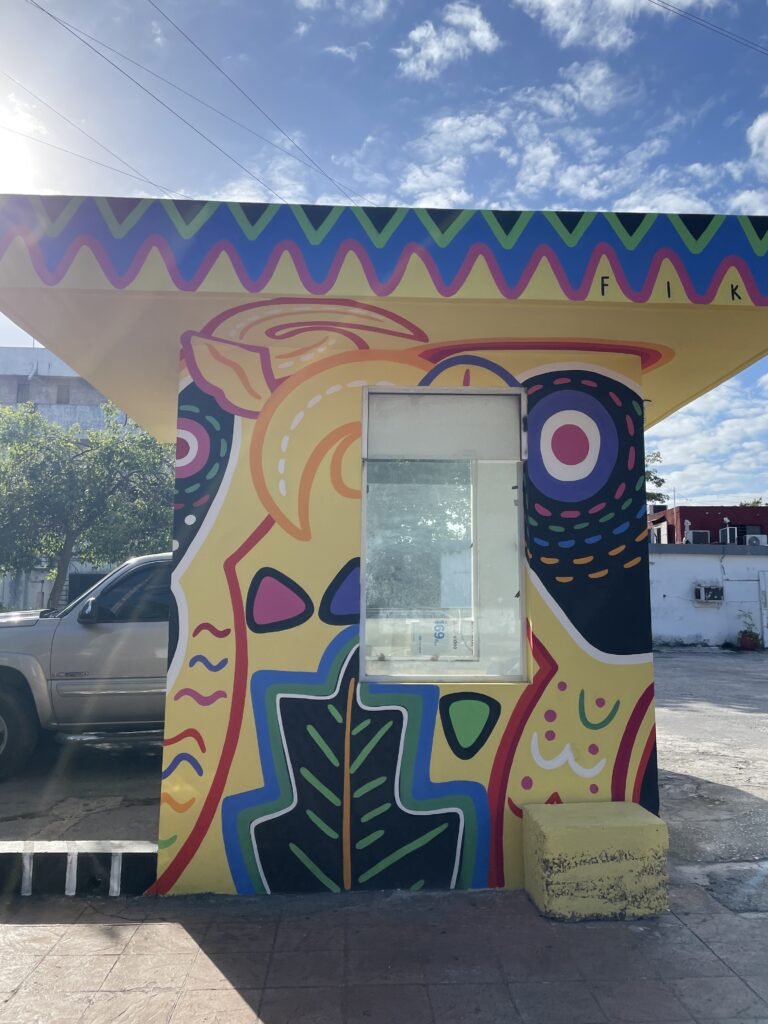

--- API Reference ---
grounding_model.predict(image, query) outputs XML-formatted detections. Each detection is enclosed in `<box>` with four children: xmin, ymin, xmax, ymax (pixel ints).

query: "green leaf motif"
<box><xmin>250</xmin><ymin>649</ymin><xmax>462</xmax><ymax>893</ymax></box>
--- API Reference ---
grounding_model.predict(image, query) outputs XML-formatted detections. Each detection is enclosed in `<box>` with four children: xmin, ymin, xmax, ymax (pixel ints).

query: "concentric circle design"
<box><xmin>528</xmin><ymin>391</ymin><xmax>618</xmax><ymax>502</ymax></box>
<box><xmin>176</xmin><ymin>418</ymin><xmax>211</xmax><ymax>479</ymax></box>
<box><xmin>524</xmin><ymin>372</ymin><xmax>651</xmax><ymax>656</ymax></box>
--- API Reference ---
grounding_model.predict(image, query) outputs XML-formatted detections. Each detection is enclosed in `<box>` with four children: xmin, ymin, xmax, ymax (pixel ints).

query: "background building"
<box><xmin>0</xmin><ymin>345</ymin><xmax>107</xmax><ymax>430</ymax></box>
<box><xmin>648</xmin><ymin>504</ymin><xmax>768</xmax><ymax>545</ymax></box>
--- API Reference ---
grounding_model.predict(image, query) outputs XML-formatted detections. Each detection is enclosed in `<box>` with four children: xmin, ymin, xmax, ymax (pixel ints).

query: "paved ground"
<box><xmin>654</xmin><ymin>648</ymin><xmax>768</xmax><ymax>911</ymax></box>
<box><xmin>1</xmin><ymin>884</ymin><xmax>767</xmax><ymax>1023</ymax></box>
<box><xmin>0</xmin><ymin>732</ymin><xmax>161</xmax><ymax>842</ymax></box>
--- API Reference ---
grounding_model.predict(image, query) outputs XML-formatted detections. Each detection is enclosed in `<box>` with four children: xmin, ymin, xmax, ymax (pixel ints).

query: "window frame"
<box><xmin>95</xmin><ymin>562</ymin><xmax>172</xmax><ymax>624</ymax></box>
<box><xmin>360</xmin><ymin>385</ymin><xmax>529</xmax><ymax>685</ymax></box>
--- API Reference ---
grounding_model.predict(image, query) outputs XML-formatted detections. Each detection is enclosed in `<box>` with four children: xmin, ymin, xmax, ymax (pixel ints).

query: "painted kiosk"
<box><xmin>1</xmin><ymin>199</ymin><xmax>767</xmax><ymax>912</ymax></box>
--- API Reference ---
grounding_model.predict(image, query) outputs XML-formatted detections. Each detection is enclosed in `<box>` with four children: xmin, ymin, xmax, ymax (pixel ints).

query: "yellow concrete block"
<box><xmin>523</xmin><ymin>802</ymin><xmax>669</xmax><ymax>921</ymax></box>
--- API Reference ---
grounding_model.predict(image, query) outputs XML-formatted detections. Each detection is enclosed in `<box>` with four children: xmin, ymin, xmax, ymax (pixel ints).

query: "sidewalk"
<box><xmin>1</xmin><ymin>883</ymin><xmax>766</xmax><ymax>1023</ymax></box>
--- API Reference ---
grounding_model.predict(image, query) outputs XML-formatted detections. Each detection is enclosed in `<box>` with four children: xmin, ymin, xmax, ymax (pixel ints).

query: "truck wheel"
<box><xmin>0</xmin><ymin>688</ymin><xmax>40</xmax><ymax>780</ymax></box>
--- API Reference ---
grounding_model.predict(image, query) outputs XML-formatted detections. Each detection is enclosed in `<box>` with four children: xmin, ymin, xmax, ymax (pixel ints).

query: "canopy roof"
<box><xmin>1</xmin><ymin>195</ymin><xmax>766</xmax><ymax>441</ymax></box>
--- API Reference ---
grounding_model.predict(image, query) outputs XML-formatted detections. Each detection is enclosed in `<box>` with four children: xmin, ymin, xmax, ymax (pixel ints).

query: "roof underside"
<box><xmin>1</xmin><ymin>196</ymin><xmax>767</xmax><ymax>442</ymax></box>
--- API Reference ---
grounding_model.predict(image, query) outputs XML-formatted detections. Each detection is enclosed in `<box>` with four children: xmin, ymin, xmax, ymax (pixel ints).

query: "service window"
<box><xmin>362</xmin><ymin>389</ymin><xmax>525</xmax><ymax>682</ymax></box>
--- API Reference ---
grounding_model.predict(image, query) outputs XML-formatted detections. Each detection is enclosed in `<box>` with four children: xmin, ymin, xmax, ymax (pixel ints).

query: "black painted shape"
<box><xmin>423</xmin><ymin>208</ymin><xmax>464</xmax><ymax>233</ymax></box>
<box><xmin>245</xmin><ymin>568</ymin><xmax>314</xmax><ymax>634</ymax></box>
<box><xmin>171</xmin><ymin>200</ymin><xmax>210</xmax><ymax>225</ymax></box>
<box><xmin>122</xmin><ymin>852</ymin><xmax>158</xmax><ymax>895</ymax></box>
<box><xmin>553</xmin><ymin>211</ymin><xmax>585</xmax><ymax>234</ymax></box>
<box><xmin>319</xmin><ymin>559</ymin><xmax>360</xmax><ymax>625</ymax></box>
<box><xmin>168</xmin><ymin>591</ymin><xmax>179</xmax><ymax>668</ymax></box>
<box><xmin>357</xmin><ymin>207</ymin><xmax>401</xmax><ymax>234</ymax></box>
<box><xmin>439</xmin><ymin>693</ymin><xmax>501</xmax><ymax>760</ymax></box>
<box><xmin>747</xmin><ymin>216</ymin><xmax>768</xmax><ymax>241</ymax></box>
<box><xmin>614</xmin><ymin>212</ymin><xmax>648</xmax><ymax>237</ymax></box>
<box><xmin>253</xmin><ymin>652</ymin><xmax>460</xmax><ymax>893</ymax></box>
<box><xmin>76</xmin><ymin>853</ymin><xmax>112</xmax><ymax>896</ymax></box>
<box><xmin>173</xmin><ymin>381</ymin><xmax>234</xmax><ymax>566</ymax></box>
<box><xmin>103</xmin><ymin>197</ymin><xmax>145</xmax><ymax>224</ymax></box>
<box><xmin>38</xmin><ymin>195</ymin><xmax>74</xmax><ymax>222</ymax></box>
<box><xmin>238</xmin><ymin>202</ymin><xmax>271</xmax><ymax>227</ymax></box>
<box><xmin>488</xmin><ymin>210</ymin><xmax>523</xmax><ymax>236</ymax></box>
<box><xmin>32</xmin><ymin>853</ymin><xmax>67</xmax><ymax>894</ymax></box>
<box><xmin>638</xmin><ymin>741</ymin><xmax>660</xmax><ymax>817</ymax></box>
<box><xmin>0</xmin><ymin>853</ymin><xmax>22</xmax><ymax>896</ymax></box>
<box><xmin>300</xmin><ymin>204</ymin><xmax>337</xmax><ymax>230</ymax></box>
<box><xmin>524</xmin><ymin>373</ymin><xmax>652</xmax><ymax>657</ymax></box>
<box><xmin>678</xmin><ymin>213</ymin><xmax>715</xmax><ymax>240</ymax></box>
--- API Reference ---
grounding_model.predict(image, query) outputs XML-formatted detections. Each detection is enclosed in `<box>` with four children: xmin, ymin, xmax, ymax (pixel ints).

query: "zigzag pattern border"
<box><xmin>1</xmin><ymin>196</ymin><xmax>767</xmax><ymax>302</ymax></box>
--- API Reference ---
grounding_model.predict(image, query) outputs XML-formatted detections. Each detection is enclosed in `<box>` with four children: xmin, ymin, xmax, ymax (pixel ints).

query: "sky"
<box><xmin>1</xmin><ymin>0</ymin><xmax>768</xmax><ymax>503</ymax></box>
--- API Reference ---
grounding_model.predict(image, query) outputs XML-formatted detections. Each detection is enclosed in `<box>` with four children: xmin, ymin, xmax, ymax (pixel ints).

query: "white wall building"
<box><xmin>650</xmin><ymin>546</ymin><xmax>768</xmax><ymax>648</ymax></box>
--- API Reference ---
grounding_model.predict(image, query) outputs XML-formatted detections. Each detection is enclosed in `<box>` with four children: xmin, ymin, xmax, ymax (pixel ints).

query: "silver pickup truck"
<box><xmin>0</xmin><ymin>553</ymin><xmax>171</xmax><ymax>778</ymax></box>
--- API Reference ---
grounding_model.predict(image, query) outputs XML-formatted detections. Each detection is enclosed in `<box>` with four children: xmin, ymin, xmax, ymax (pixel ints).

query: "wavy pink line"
<box><xmin>2</xmin><ymin>228</ymin><xmax>766</xmax><ymax>306</ymax></box>
<box><xmin>173</xmin><ymin>687</ymin><xmax>227</xmax><ymax>706</ymax></box>
<box><xmin>192</xmin><ymin>622</ymin><xmax>231</xmax><ymax>639</ymax></box>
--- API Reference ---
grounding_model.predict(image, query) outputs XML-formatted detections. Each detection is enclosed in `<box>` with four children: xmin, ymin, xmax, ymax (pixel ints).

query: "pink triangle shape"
<box><xmin>251</xmin><ymin>574</ymin><xmax>309</xmax><ymax>626</ymax></box>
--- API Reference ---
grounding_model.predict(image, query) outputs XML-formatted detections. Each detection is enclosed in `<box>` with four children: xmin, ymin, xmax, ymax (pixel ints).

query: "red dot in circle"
<box><xmin>589</xmin><ymin>744</ymin><xmax>599</xmax><ymax>755</ymax></box>
<box><xmin>545</xmin><ymin>730</ymin><xmax>556</xmax><ymax>741</ymax></box>
<box><xmin>590</xmin><ymin>784</ymin><xmax>599</xmax><ymax>794</ymax></box>
<box><xmin>551</xmin><ymin>424</ymin><xmax>590</xmax><ymax>466</ymax></box>
<box><xmin>522</xmin><ymin>776</ymin><xmax>533</xmax><ymax>791</ymax></box>
<box><xmin>176</xmin><ymin>436</ymin><xmax>190</xmax><ymax>462</ymax></box>
<box><xmin>544</xmin><ymin>710</ymin><xmax>557</xmax><ymax>723</ymax></box>
<box><xmin>557</xmin><ymin>681</ymin><xmax>567</xmax><ymax>691</ymax></box>
<box><xmin>595</xmin><ymin>697</ymin><xmax>606</xmax><ymax>708</ymax></box>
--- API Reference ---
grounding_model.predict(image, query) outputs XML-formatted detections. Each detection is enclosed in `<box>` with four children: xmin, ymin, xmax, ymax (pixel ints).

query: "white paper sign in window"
<box><xmin>363</xmin><ymin>390</ymin><xmax>525</xmax><ymax>682</ymax></box>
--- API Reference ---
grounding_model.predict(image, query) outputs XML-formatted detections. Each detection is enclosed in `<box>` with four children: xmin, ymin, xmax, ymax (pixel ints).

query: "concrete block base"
<box><xmin>523</xmin><ymin>802</ymin><xmax>669</xmax><ymax>921</ymax></box>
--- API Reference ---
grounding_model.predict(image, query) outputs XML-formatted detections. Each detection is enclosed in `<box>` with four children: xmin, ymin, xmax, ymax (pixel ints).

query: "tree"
<box><xmin>0</xmin><ymin>403</ymin><xmax>174</xmax><ymax>608</ymax></box>
<box><xmin>645</xmin><ymin>450</ymin><xmax>668</xmax><ymax>504</ymax></box>
<box><xmin>739</xmin><ymin>498</ymin><xmax>764</xmax><ymax>507</ymax></box>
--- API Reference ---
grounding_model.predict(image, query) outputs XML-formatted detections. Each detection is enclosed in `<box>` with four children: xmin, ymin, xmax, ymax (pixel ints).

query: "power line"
<box><xmin>47</xmin><ymin>12</ymin><xmax>376</xmax><ymax>206</ymax></box>
<box><xmin>145</xmin><ymin>0</ymin><xmax>362</xmax><ymax>206</ymax></box>
<box><xmin>24</xmin><ymin>0</ymin><xmax>289</xmax><ymax>203</ymax></box>
<box><xmin>0</xmin><ymin>122</ymin><xmax>194</xmax><ymax>190</ymax></box>
<box><xmin>1</xmin><ymin>70</ymin><xmax>191</xmax><ymax>201</ymax></box>
<box><xmin>644</xmin><ymin>0</ymin><xmax>768</xmax><ymax>60</ymax></box>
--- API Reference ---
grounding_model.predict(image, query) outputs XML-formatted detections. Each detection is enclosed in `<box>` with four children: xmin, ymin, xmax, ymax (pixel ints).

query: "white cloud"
<box><xmin>296</xmin><ymin>20</ymin><xmax>310</xmax><ymax>35</ymax></box>
<box><xmin>397</xmin><ymin>155</ymin><xmax>472</xmax><ymax>206</ymax></box>
<box><xmin>394</xmin><ymin>2</ymin><xmax>500</xmax><ymax>80</ymax></box>
<box><xmin>150</xmin><ymin>19</ymin><xmax>166</xmax><ymax>47</ymax></box>
<box><xmin>509</xmin><ymin>0</ymin><xmax>726</xmax><ymax>52</ymax></box>
<box><xmin>747</xmin><ymin>112</ymin><xmax>768</xmax><ymax>180</ymax></box>
<box><xmin>295</xmin><ymin>0</ymin><xmax>390</xmax><ymax>18</ymax></box>
<box><xmin>727</xmin><ymin>189</ymin><xmax>768</xmax><ymax>215</ymax></box>
<box><xmin>517</xmin><ymin>139</ymin><xmax>561</xmax><ymax>194</ymax></box>
<box><xmin>324</xmin><ymin>41</ymin><xmax>372</xmax><ymax>60</ymax></box>
<box><xmin>646</xmin><ymin>365</ymin><xmax>768</xmax><ymax>504</ymax></box>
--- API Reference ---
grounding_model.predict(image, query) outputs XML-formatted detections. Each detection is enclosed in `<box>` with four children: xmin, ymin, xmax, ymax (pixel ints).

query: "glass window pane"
<box><xmin>99</xmin><ymin>564</ymin><xmax>171</xmax><ymax>623</ymax></box>
<box><xmin>363</xmin><ymin>391</ymin><xmax>524</xmax><ymax>682</ymax></box>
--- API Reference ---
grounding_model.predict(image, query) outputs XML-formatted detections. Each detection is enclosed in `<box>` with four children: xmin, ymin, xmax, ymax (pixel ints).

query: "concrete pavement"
<box><xmin>1</xmin><ymin>884</ymin><xmax>768</xmax><ymax>1023</ymax></box>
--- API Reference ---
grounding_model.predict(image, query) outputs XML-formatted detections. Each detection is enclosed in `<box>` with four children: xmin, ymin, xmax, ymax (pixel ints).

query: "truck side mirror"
<box><xmin>78</xmin><ymin>597</ymin><xmax>99</xmax><ymax>624</ymax></box>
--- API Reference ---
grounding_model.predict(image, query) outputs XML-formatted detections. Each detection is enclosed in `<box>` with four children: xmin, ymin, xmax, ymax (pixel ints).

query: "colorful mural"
<box><xmin>8</xmin><ymin>196</ymin><xmax>761</xmax><ymax>896</ymax></box>
<box><xmin>154</xmin><ymin>297</ymin><xmax>657</xmax><ymax>895</ymax></box>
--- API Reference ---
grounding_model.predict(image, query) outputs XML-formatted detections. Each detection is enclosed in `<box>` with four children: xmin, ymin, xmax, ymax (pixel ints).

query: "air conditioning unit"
<box><xmin>719</xmin><ymin>526</ymin><xmax>739</xmax><ymax>544</ymax></box>
<box><xmin>687</xmin><ymin>530</ymin><xmax>710</xmax><ymax>544</ymax></box>
<box><xmin>694</xmin><ymin>585</ymin><xmax>724</xmax><ymax>603</ymax></box>
<box><xmin>745</xmin><ymin>534</ymin><xmax>768</xmax><ymax>547</ymax></box>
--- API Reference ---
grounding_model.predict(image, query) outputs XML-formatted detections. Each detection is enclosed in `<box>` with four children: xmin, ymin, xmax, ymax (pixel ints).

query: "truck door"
<box><xmin>50</xmin><ymin>561</ymin><xmax>171</xmax><ymax>726</ymax></box>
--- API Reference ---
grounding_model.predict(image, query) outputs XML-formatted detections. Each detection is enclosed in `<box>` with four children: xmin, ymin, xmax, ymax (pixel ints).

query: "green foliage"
<box><xmin>0</xmin><ymin>403</ymin><xmax>173</xmax><ymax>605</ymax></box>
<box><xmin>645</xmin><ymin>449</ymin><xmax>668</xmax><ymax>503</ymax></box>
<box><xmin>739</xmin><ymin>498</ymin><xmax>764</xmax><ymax>507</ymax></box>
